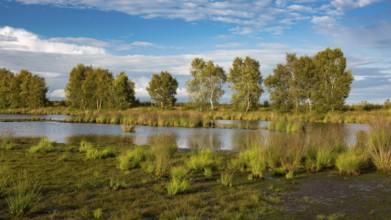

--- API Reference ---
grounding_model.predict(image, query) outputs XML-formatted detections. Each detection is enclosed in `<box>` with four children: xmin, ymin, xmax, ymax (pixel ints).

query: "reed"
<box><xmin>28</xmin><ymin>137</ymin><xmax>55</xmax><ymax>154</ymax></box>
<box><xmin>368</xmin><ymin>125</ymin><xmax>391</xmax><ymax>171</ymax></box>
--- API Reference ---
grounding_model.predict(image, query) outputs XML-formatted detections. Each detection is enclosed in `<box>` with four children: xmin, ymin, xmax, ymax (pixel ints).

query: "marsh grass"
<box><xmin>1</xmin><ymin>131</ymin><xmax>15</xmax><ymax>150</ymax></box>
<box><xmin>108</xmin><ymin>176</ymin><xmax>128</xmax><ymax>191</ymax></box>
<box><xmin>368</xmin><ymin>125</ymin><xmax>391</xmax><ymax>171</ymax></box>
<box><xmin>187</xmin><ymin>149</ymin><xmax>215</xmax><ymax>172</ymax></box>
<box><xmin>335</xmin><ymin>148</ymin><xmax>371</xmax><ymax>175</ymax></box>
<box><xmin>117</xmin><ymin>147</ymin><xmax>148</xmax><ymax>170</ymax></box>
<box><xmin>219</xmin><ymin>171</ymin><xmax>234</xmax><ymax>187</ymax></box>
<box><xmin>268</xmin><ymin>121</ymin><xmax>304</xmax><ymax>133</ymax></box>
<box><xmin>0</xmin><ymin>165</ymin><xmax>11</xmax><ymax>198</ymax></box>
<box><xmin>167</xmin><ymin>166</ymin><xmax>190</xmax><ymax>196</ymax></box>
<box><xmin>121</xmin><ymin>124</ymin><xmax>135</xmax><ymax>133</ymax></box>
<box><xmin>85</xmin><ymin>146</ymin><xmax>117</xmax><ymax>160</ymax></box>
<box><xmin>93</xmin><ymin>208</ymin><xmax>103</xmax><ymax>219</ymax></box>
<box><xmin>146</xmin><ymin>134</ymin><xmax>179</xmax><ymax>177</ymax></box>
<box><xmin>6</xmin><ymin>172</ymin><xmax>40</xmax><ymax>216</ymax></box>
<box><xmin>28</xmin><ymin>137</ymin><xmax>55</xmax><ymax>154</ymax></box>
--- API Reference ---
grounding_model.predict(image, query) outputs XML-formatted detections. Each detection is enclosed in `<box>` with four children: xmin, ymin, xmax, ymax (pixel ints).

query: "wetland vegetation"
<box><xmin>0</xmin><ymin>124</ymin><xmax>390</xmax><ymax>219</ymax></box>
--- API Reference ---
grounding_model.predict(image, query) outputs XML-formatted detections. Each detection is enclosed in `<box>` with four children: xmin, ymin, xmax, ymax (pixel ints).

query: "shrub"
<box><xmin>28</xmin><ymin>137</ymin><xmax>55</xmax><ymax>154</ymax></box>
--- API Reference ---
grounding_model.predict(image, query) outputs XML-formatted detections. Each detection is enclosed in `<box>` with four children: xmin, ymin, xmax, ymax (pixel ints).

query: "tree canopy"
<box><xmin>147</xmin><ymin>71</ymin><xmax>178</xmax><ymax>109</ymax></box>
<box><xmin>65</xmin><ymin>64</ymin><xmax>135</xmax><ymax>110</ymax></box>
<box><xmin>186</xmin><ymin>58</ymin><xmax>226</xmax><ymax>110</ymax></box>
<box><xmin>228</xmin><ymin>56</ymin><xmax>263</xmax><ymax>112</ymax></box>
<box><xmin>265</xmin><ymin>48</ymin><xmax>353</xmax><ymax>113</ymax></box>
<box><xmin>0</xmin><ymin>68</ymin><xmax>48</xmax><ymax>109</ymax></box>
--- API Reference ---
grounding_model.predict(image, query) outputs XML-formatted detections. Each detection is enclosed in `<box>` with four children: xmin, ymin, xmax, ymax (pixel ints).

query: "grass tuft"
<box><xmin>6</xmin><ymin>172</ymin><xmax>40</xmax><ymax>216</ymax></box>
<box><xmin>28</xmin><ymin>137</ymin><xmax>55</xmax><ymax>154</ymax></box>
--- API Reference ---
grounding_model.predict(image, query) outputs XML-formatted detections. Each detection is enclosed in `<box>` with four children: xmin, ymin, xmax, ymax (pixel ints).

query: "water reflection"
<box><xmin>0</xmin><ymin>115</ymin><xmax>369</xmax><ymax>150</ymax></box>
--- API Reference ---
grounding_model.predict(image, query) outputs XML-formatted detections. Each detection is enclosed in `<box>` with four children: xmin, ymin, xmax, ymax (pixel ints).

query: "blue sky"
<box><xmin>0</xmin><ymin>0</ymin><xmax>390</xmax><ymax>104</ymax></box>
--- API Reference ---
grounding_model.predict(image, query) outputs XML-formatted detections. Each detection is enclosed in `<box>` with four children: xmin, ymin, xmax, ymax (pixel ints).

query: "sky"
<box><xmin>0</xmin><ymin>0</ymin><xmax>390</xmax><ymax>104</ymax></box>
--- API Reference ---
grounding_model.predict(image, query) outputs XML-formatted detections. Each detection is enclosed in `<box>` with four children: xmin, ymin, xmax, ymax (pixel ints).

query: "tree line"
<box><xmin>0</xmin><ymin>68</ymin><xmax>48</xmax><ymax>109</ymax></box>
<box><xmin>0</xmin><ymin>48</ymin><xmax>356</xmax><ymax>113</ymax></box>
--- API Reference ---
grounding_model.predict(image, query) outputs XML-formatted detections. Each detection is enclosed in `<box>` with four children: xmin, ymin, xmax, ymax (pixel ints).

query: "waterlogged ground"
<box><xmin>0</xmin><ymin>140</ymin><xmax>390</xmax><ymax>219</ymax></box>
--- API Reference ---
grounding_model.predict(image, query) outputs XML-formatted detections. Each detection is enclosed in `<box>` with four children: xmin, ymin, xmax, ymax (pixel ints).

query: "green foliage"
<box><xmin>65</xmin><ymin>64</ymin><xmax>135</xmax><ymax>110</ymax></box>
<box><xmin>265</xmin><ymin>48</ymin><xmax>353</xmax><ymax>113</ymax></box>
<box><xmin>186</xmin><ymin>58</ymin><xmax>226</xmax><ymax>110</ymax></box>
<box><xmin>112</xmin><ymin>72</ymin><xmax>136</xmax><ymax>109</ymax></box>
<box><xmin>170</xmin><ymin>166</ymin><xmax>189</xmax><ymax>180</ymax></box>
<box><xmin>228</xmin><ymin>56</ymin><xmax>263</xmax><ymax>112</ymax></box>
<box><xmin>187</xmin><ymin>149</ymin><xmax>215</xmax><ymax>171</ymax></box>
<box><xmin>28</xmin><ymin>137</ymin><xmax>55</xmax><ymax>154</ymax></box>
<box><xmin>147</xmin><ymin>71</ymin><xmax>178</xmax><ymax>109</ymax></box>
<box><xmin>368</xmin><ymin>126</ymin><xmax>391</xmax><ymax>171</ymax></box>
<box><xmin>0</xmin><ymin>68</ymin><xmax>47</xmax><ymax>109</ymax></box>
<box><xmin>7</xmin><ymin>172</ymin><xmax>40</xmax><ymax>216</ymax></box>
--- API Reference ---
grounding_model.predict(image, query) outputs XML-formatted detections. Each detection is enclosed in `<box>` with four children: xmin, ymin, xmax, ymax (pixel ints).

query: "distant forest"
<box><xmin>2</xmin><ymin>48</ymin><xmax>386</xmax><ymax>113</ymax></box>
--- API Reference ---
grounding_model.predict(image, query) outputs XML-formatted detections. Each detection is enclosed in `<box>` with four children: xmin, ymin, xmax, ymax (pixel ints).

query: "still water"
<box><xmin>0</xmin><ymin>114</ymin><xmax>369</xmax><ymax>151</ymax></box>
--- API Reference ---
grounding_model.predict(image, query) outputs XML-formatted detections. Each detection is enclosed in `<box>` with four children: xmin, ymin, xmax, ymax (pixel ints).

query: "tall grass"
<box><xmin>6</xmin><ymin>172</ymin><xmax>40</xmax><ymax>216</ymax></box>
<box><xmin>0</xmin><ymin>131</ymin><xmax>15</xmax><ymax>150</ymax></box>
<box><xmin>335</xmin><ymin>148</ymin><xmax>371</xmax><ymax>175</ymax></box>
<box><xmin>28</xmin><ymin>137</ymin><xmax>55</xmax><ymax>154</ymax></box>
<box><xmin>117</xmin><ymin>147</ymin><xmax>148</xmax><ymax>170</ymax></box>
<box><xmin>368</xmin><ymin>125</ymin><xmax>391</xmax><ymax>171</ymax></box>
<box><xmin>79</xmin><ymin>141</ymin><xmax>116</xmax><ymax>159</ymax></box>
<box><xmin>187</xmin><ymin>149</ymin><xmax>215</xmax><ymax>175</ymax></box>
<box><xmin>167</xmin><ymin>166</ymin><xmax>190</xmax><ymax>196</ymax></box>
<box><xmin>147</xmin><ymin>134</ymin><xmax>178</xmax><ymax>177</ymax></box>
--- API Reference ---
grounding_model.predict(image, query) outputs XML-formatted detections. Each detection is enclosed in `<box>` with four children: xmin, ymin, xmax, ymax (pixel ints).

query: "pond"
<box><xmin>0</xmin><ymin>114</ymin><xmax>369</xmax><ymax>151</ymax></box>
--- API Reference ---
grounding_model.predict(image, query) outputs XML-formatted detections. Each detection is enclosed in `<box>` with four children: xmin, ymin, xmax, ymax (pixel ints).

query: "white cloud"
<box><xmin>216</xmin><ymin>42</ymin><xmax>245</xmax><ymax>48</ymax></box>
<box><xmin>311</xmin><ymin>16</ymin><xmax>335</xmax><ymax>27</ymax></box>
<box><xmin>48</xmin><ymin>89</ymin><xmax>65</xmax><ymax>98</ymax></box>
<box><xmin>257</xmin><ymin>43</ymin><xmax>289</xmax><ymax>50</ymax></box>
<box><xmin>332</xmin><ymin>0</ymin><xmax>378</xmax><ymax>10</ymax></box>
<box><xmin>0</xmin><ymin>26</ymin><xmax>106</xmax><ymax>55</ymax></box>
<box><xmin>7</xmin><ymin>0</ymin><xmax>337</xmax><ymax>35</ymax></box>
